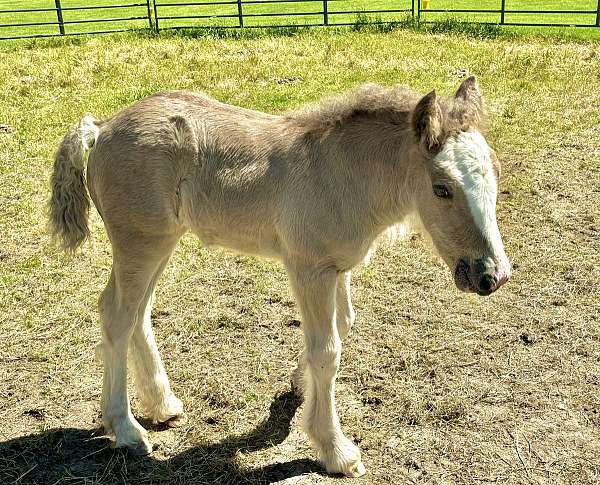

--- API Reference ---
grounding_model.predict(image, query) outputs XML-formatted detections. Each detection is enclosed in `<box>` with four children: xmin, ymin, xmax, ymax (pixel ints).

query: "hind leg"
<box><xmin>335</xmin><ymin>271</ymin><xmax>355</xmax><ymax>340</ymax></box>
<box><xmin>98</xmin><ymin>233</ymin><xmax>179</xmax><ymax>454</ymax></box>
<box><xmin>129</xmin><ymin>253</ymin><xmax>185</xmax><ymax>426</ymax></box>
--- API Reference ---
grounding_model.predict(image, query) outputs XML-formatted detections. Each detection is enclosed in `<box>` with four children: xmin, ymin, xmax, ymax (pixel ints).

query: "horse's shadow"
<box><xmin>0</xmin><ymin>390</ymin><xmax>323</xmax><ymax>484</ymax></box>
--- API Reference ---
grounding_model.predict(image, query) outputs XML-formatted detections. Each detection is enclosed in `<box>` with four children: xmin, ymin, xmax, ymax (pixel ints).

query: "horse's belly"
<box><xmin>204</xmin><ymin>230</ymin><xmax>281</xmax><ymax>259</ymax></box>
<box><xmin>187</xmin><ymin>210</ymin><xmax>282</xmax><ymax>259</ymax></box>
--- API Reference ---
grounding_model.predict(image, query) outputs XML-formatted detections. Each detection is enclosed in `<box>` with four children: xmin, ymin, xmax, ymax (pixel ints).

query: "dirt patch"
<box><xmin>1</xmin><ymin>29</ymin><xmax>599</xmax><ymax>484</ymax></box>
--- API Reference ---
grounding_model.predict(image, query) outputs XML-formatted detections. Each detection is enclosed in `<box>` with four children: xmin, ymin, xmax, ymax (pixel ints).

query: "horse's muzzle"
<box><xmin>454</xmin><ymin>257</ymin><xmax>511</xmax><ymax>296</ymax></box>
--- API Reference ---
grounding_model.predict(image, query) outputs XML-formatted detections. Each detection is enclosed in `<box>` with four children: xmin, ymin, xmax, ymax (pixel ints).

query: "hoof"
<box><xmin>325</xmin><ymin>457</ymin><xmax>366</xmax><ymax>478</ymax></box>
<box><xmin>151</xmin><ymin>394</ymin><xmax>185</xmax><ymax>425</ymax></box>
<box><xmin>320</xmin><ymin>438</ymin><xmax>366</xmax><ymax>478</ymax></box>
<box><xmin>164</xmin><ymin>413</ymin><xmax>187</xmax><ymax>428</ymax></box>
<box><xmin>340</xmin><ymin>460</ymin><xmax>366</xmax><ymax>478</ymax></box>
<box><xmin>114</xmin><ymin>436</ymin><xmax>152</xmax><ymax>456</ymax></box>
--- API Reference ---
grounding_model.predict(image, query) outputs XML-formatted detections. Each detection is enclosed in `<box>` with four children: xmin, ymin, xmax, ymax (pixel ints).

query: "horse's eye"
<box><xmin>433</xmin><ymin>184</ymin><xmax>452</xmax><ymax>199</ymax></box>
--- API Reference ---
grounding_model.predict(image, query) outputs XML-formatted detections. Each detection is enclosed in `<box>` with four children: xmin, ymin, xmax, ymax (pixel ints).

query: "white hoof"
<box><xmin>163</xmin><ymin>413</ymin><xmax>187</xmax><ymax>428</ymax></box>
<box><xmin>114</xmin><ymin>435</ymin><xmax>152</xmax><ymax>456</ymax></box>
<box><xmin>150</xmin><ymin>393</ymin><xmax>185</xmax><ymax>425</ymax></box>
<box><xmin>106</xmin><ymin>413</ymin><xmax>152</xmax><ymax>455</ymax></box>
<box><xmin>320</xmin><ymin>437</ymin><xmax>366</xmax><ymax>478</ymax></box>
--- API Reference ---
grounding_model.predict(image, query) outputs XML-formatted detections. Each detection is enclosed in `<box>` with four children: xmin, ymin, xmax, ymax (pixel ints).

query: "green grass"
<box><xmin>0</xmin><ymin>26</ymin><xmax>599</xmax><ymax>484</ymax></box>
<box><xmin>420</xmin><ymin>0</ymin><xmax>599</xmax><ymax>25</ymax></box>
<box><xmin>0</xmin><ymin>0</ymin><xmax>599</xmax><ymax>40</ymax></box>
<box><xmin>0</xmin><ymin>0</ymin><xmax>152</xmax><ymax>38</ymax></box>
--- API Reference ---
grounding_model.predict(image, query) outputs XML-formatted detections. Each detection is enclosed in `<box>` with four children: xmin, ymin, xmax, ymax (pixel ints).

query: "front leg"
<box><xmin>286</xmin><ymin>262</ymin><xmax>366</xmax><ymax>478</ymax></box>
<box><xmin>291</xmin><ymin>271</ymin><xmax>355</xmax><ymax>395</ymax></box>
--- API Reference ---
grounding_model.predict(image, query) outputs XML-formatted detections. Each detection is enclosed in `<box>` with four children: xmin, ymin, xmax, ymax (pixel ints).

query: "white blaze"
<box><xmin>435</xmin><ymin>131</ymin><xmax>508</xmax><ymax>266</ymax></box>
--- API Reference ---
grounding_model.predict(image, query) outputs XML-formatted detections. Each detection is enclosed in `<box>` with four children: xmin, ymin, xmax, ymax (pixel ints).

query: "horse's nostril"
<box><xmin>457</xmin><ymin>258</ymin><xmax>470</xmax><ymax>273</ymax></box>
<box><xmin>479</xmin><ymin>274</ymin><xmax>496</xmax><ymax>293</ymax></box>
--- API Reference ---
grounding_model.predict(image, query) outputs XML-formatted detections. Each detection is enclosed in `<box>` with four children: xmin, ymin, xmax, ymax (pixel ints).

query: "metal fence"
<box><xmin>0</xmin><ymin>2</ymin><xmax>153</xmax><ymax>40</ymax></box>
<box><xmin>1</xmin><ymin>0</ymin><xmax>599</xmax><ymax>40</ymax></box>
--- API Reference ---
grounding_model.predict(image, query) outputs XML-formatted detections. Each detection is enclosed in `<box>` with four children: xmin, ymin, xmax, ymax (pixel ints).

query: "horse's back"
<box><xmin>86</xmin><ymin>90</ymin><xmax>290</xmax><ymax>250</ymax></box>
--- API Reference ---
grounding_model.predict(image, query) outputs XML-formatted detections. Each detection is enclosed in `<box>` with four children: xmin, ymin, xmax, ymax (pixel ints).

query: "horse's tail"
<box><xmin>48</xmin><ymin>114</ymin><xmax>99</xmax><ymax>252</ymax></box>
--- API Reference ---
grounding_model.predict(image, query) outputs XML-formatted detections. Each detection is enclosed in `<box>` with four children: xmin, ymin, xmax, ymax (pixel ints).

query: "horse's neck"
<box><xmin>304</xmin><ymin>120</ymin><xmax>419</xmax><ymax>227</ymax></box>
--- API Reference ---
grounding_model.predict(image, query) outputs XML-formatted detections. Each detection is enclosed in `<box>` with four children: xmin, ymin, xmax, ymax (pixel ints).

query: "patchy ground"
<box><xmin>0</xmin><ymin>28</ymin><xmax>599</xmax><ymax>484</ymax></box>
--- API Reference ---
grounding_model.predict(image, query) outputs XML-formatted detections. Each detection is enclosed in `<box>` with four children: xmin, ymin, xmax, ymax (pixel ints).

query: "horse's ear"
<box><xmin>412</xmin><ymin>90</ymin><xmax>443</xmax><ymax>153</ymax></box>
<box><xmin>455</xmin><ymin>75</ymin><xmax>481</xmax><ymax>103</ymax></box>
<box><xmin>454</xmin><ymin>76</ymin><xmax>484</xmax><ymax>128</ymax></box>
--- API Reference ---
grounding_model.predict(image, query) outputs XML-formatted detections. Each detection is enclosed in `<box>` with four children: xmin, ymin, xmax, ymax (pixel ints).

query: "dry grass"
<box><xmin>0</xmin><ymin>28</ymin><xmax>599</xmax><ymax>484</ymax></box>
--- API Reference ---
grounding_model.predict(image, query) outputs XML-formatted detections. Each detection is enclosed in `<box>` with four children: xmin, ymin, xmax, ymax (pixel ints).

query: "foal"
<box><xmin>49</xmin><ymin>76</ymin><xmax>510</xmax><ymax>477</ymax></box>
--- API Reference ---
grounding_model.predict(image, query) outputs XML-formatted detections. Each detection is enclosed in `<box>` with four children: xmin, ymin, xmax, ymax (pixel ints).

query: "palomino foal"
<box><xmin>49</xmin><ymin>76</ymin><xmax>510</xmax><ymax>477</ymax></box>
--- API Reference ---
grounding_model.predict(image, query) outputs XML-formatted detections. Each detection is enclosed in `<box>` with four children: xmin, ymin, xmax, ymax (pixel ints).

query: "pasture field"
<box><xmin>0</xmin><ymin>0</ymin><xmax>599</xmax><ymax>39</ymax></box>
<box><xmin>0</xmin><ymin>26</ymin><xmax>600</xmax><ymax>484</ymax></box>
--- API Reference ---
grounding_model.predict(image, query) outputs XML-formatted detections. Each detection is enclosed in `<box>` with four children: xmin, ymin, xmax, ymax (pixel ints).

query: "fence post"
<box><xmin>596</xmin><ymin>0</ymin><xmax>600</xmax><ymax>26</ymax></box>
<box><xmin>500</xmin><ymin>0</ymin><xmax>505</xmax><ymax>25</ymax></box>
<box><xmin>54</xmin><ymin>0</ymin><xmax>65</xmax><ymax>35</ymax></box>
<box><xmin>323</xmin><ymin>0</ymin><xmax>328</xmax><ymax>25</ymax></box>
<box><xmin>146</xmin><ymin>0</ymin><xmax>153</xmax><ymax>31</ymax></box>
<box><xmin>153</xmin><ymin>0</ymin><xmax>160</xmax><ymax>32</ymax></box>
<box><xmin>417</xmin><ymin>0</ymin><xmax>421</xmax><ymax>21</ymax></box>
<box><xmin>411</xmin><ymin>0</ymin><xmax>415</xmax><ymax>19</ymax></box>
<box><xmin>237</xmin><ymin>0</ymin><xmax>244</xmax><ymax>27</ymax></box>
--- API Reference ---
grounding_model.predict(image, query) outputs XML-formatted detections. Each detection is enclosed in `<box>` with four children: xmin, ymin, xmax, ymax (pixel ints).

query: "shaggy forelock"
<box><xmin>433</xmin><ymin>131</ymin><xmax>493</xmax><ymax>186</ymax></box>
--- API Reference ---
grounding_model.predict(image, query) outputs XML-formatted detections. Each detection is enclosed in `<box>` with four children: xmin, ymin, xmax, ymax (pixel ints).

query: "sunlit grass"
<box><xmin>0</xmin><ymin>25</ymin><xmax>599</xmax><ymax>484</ymax></box>
<box><xmin>0</xmin><ymin>0</ymin><xmax>599</xmax><ymax>40</ymax></box>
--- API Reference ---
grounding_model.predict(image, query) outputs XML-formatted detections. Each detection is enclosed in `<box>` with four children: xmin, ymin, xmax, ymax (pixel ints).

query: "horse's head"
<box><xmin>411</xmin><ymin>76</ymin><xmax>511</xmax><ymax>296</ymax></box>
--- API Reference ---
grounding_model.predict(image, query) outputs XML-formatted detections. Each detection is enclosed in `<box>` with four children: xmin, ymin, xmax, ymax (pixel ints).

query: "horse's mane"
<box><xmin>286</xmin><ymin>82</ymin><xmax>487</xmax><ymax>142</ymax></box>
<box><xmin>287</xmin><ymin>83</ymin><xmax>418</xmax><ymax>134</ymax></box>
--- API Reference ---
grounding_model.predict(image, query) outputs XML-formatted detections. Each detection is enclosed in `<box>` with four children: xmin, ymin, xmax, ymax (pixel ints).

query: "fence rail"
<box><xmin>1</xmin><ymin>0</ymin><xmax>599</xmax><ymax>40</ymax></box>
